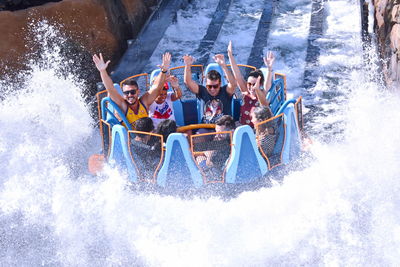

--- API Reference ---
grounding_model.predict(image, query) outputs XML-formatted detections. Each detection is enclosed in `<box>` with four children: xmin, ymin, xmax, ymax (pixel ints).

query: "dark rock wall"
<box><xmin>373</xmin><ymin>0</ymin><xmax>400</xmax><ymax>89</ymax></box>
<box><xmin>0</xmin><ymin>0</ymin><xmax>62</xmax><ymax>11</ymax></box>
<box><xmin>0</xmin><ymin>0</ymin><xmax>159</xmax><ymax>93</ymax></box>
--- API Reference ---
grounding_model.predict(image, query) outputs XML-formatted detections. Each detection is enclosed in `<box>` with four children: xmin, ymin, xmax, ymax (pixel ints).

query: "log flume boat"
<box><xmin>91</xmin><ymin>62</ymin><xmax>305</xmax><ymax>196</ymax></box>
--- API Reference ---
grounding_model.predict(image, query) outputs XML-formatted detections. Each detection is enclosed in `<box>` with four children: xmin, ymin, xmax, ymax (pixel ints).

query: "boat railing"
<box><xmin>255</xmin><ymin>113</ymin><xmax>286</xmax><ymax>170</ymax></box>
<box><xmin>128</xmin><ymin>131</ymin><xmax>164</xmax><ymax>183</ymax></box>
<box><xmin>190</xmin><ymin>131</ymin><xmax>233</xmax><ymax>184</ymax></box>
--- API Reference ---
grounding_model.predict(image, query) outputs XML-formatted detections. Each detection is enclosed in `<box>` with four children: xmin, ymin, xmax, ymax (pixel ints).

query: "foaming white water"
<box><xmin>0</xmin><ymin>22</ymin><xmax>96</xmax><ymax>265</ymax></box>
<box><xmin>1</xmin><ymin>4</ymin><xmax>400</xmax><ymax>267</ymax></box>
<box><xmin>2</xmin><ymin>64</ymin><xmax>399</xmax><ymax>266</ymax></box>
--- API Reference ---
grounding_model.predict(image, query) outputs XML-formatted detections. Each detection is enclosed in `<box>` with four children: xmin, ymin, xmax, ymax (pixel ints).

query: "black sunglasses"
<box><xmin>123</xmin><ymin>89</ymin><xmax>137</xmax><ymax>95</ymax></box>
<box><xmin>206</xmin><ymin>84</ymin><xmax>220</xmax><ymax>89</ymax></box>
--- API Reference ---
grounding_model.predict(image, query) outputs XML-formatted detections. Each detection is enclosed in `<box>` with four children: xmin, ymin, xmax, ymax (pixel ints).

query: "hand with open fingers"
<box><xmin>183</xmin><ymin>54</ymin><xmax>195</xmax><ymax>66</ymax></box>
<box><xmin>251</xmin><ymin>76</ymin><xmax>262</xmax><ymax>92</ymax></box>
<box><xmin>263</xmin><ymin>51</ymin><xmax>275</xmax><ymax>70</ymax></box>
<box><xmin>158</xmin><ymin>52</ymin><xmax>171</xmax><ymax>72</ymax></box>
<box><xmin>227</xmin><ymin>41</ymin><xmax>233</xmax><ymax>56</ymax></box>
<box><xmin>93</xmin><ymin>53</ymin><xmax>110</xmax><ymax>72</ymax></box>
<box><xmin>213</xmin><ymin>54</ymin><xmax>226</xmax><ymax>66</ymax></box>
<box><xmin>168</xmin><ymin>75</ymin><xmax>180</xmax><ymax>88</ymax></box>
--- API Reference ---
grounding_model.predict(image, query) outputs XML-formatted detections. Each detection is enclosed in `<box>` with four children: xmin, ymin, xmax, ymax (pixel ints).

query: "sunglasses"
<box><xmin>206</xmin><ymin>84</ymin><xmax>220</xmax><ymax>89</ymax></box>
<box><xmin>123</xmin><ymin>89</ymin><xmax>137</xmax><ymax>96</ymax></box>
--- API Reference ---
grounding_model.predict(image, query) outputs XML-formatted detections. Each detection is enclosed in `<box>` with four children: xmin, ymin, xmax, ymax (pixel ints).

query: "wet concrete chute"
<box><xmin>302</xmin><ymin>0</ymin><xmax>327</xmax><ymax>90</ymax></box>
<box><xmin>193</xmin><ymin>0</ymin><xmax>232</xmax><ymax>66</ymax></box>
<box><xmin>246</xmin><ymin>0</ymin><xmax>278</xmax><ymax>68</ymax></box>
<box><xmin>111</xmin><ymin>0</ymin><xmax>187</xmax><ymax>82</ymax></box>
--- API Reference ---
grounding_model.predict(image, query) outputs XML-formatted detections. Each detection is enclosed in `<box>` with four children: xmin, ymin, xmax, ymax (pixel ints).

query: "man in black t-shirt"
<box><xmin>183</xmin><ymin>54</ymin><xmax>237</xmax><ymax>123</ymax></box>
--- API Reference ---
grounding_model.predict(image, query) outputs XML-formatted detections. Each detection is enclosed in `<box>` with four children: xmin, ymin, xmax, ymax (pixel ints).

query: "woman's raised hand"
<box><xmin>227</xmin><ymin>41</ymin><xmax>233</xmax><ymax>56</ymax></box>
<box><xmin>263</xmin><ymin>51</ymin><xmax>275</xmax><ymax>70</ymax></box>
<box><xmin>251</xmin><ymin>76</ymin><xmax>262</xmax><ymax>93</ymax></box>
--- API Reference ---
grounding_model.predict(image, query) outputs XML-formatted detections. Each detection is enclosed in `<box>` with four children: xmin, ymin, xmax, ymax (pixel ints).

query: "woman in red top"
<box><xmin>227</xmin><ymin>41</ymin><xmax>275</xmax><ymax>127</ymax></box>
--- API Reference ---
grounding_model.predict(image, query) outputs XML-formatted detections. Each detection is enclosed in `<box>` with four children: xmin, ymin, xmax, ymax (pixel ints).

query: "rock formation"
<box><xmin>0</xmin><ymin>0</ymin><xmax>158</xmax><ymax>94</ymax></box>
<box><xmin>373</xmin><ymin>0</ymin><xmax>400</xmax><ymax>89</ymax></box>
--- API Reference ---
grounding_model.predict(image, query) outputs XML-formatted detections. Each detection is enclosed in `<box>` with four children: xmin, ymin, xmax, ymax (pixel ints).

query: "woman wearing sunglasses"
<box><xmin>93</xmin><ymin>52</ymin><xmax>171</xmax><ymax>129</ymax></box>
<box><xmin>227</xmin><ymin>41</ymin><xmax>274</xmax><ymax>128</ymax></box>
<box><xmin>183</xmin><ymin>53</ymin><xmax>237</xmax><ymax>124</ymax></box>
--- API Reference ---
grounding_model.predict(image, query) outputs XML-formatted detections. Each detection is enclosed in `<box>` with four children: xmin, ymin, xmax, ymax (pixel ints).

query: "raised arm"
<box><xmin>253</xmin><ymin>76</ymin><xmax>269</xmax><ymax>106</ymax></box>
<box><xmin>263</xmin><ymin>51</ymin><xmax>275</xmax><ymax>91</ymax></box>
<box><xmin>183</xmin><ymin>54</ymin><xmax>199</xmax><ymax>94</ymax></box>
<box><xmin>227</xmin><ymin>41</ymin><xmax>247</xmax><ymax>93</ymax></box>
<box><xmin>213</xmin><ymin>54</ymin><xmax>237</xmax><ymax>96</ymax></box>
<box><xmin>93</xmin><ymin>53</ymin><xmax>125</xmax><ymax>108</ymax></box>
<box><xmin>168</xmin><ymin>75</ymin><xmax>182</xmax><ymax>101</ymax></box>
<box><xmin>141</xmin><ymin>52</ymin><xmax>171</xmax><ymax>107</ymax></box>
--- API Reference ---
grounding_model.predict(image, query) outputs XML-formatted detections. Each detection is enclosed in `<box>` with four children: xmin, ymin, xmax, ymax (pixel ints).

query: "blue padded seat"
<box><xmin>281</xmin><ymin>105</ymin><xmax>301</xmax><ymax>164</ymax></box>
<box><xmin>108</xmin><ymin>125</ymin><xmax>139</xmax><ymax>183</ymax></box>
<box><xmin>203</xmin><ymin>63</ymin><xmax>228</xmax><ymax>86</ymax></box>
<box><xmin>267</xmin><ymin>79</ymin><xmax>285</xmax><ymax>115</ymax></box>
<box><xmin>225</xmin><ymin>125</ymin><xmax>268</xmax><ymax>184</ymax></box>
<box><xmin>157</xmin><ymin>133</ymin><xmax>203</xmax><ymax>190</ymax></box>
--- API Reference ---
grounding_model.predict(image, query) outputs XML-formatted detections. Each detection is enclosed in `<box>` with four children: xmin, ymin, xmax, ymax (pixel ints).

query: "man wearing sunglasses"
<box><xmin>93</xmin><ymin>52</ymin><xmax>171</xmax><ymax>128</ymax></box>
<box><xmin>183</xmin><ymin>53</ymin><xmax>237</xmax><ymax>124</ymax></box>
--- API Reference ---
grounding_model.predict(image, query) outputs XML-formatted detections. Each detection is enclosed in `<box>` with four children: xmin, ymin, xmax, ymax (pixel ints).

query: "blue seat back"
<box><xmin>225</xmin><ymin>125</ymin><xmax>268</xmax><ymax>184</ymax></box>
<box><xmin>157</xmin><ymin>133</ymin><xmax>203</xmax><ymax>189</ymax></box>
<box><xmin>231</xmin><ymin>97</ymin><xmax>241</xmax><ymax>121</ymax></box>
<box><xmin>149</xmin><ymin>69</ymin><xmax>161</xmax><ymax>85</ymax></box>
<box><xmin>108</xmin><ymin>125</ymin><xmax>139</xmax><ymax>183</ymax></box>
<box><xmin>101</xmin><ymin>97</ymin><xmax>132</xmax><ymax>130</ymax></box>
<box><xmin>203</xmin><ymin>63</ymin><xmax>228</xmax><ymax>86</ymax></box>
<box><xmin>173</xmin><ymin>100</ymin><xmax>185</xmax><ymax>126</ymax></box>
<box><xmin>267</xmin><ymin>79</ymin><xmax>285</xmax><ymax>115</ymax></box>
<box><xmin>171</xmin><ymin>99</ymin><xmax>199</xmax><ymax>126</ymax></box>
<box><xmin>281</xmin><ymin>105</ymin><xmax>301</xmax><ymax>164</ymax></box>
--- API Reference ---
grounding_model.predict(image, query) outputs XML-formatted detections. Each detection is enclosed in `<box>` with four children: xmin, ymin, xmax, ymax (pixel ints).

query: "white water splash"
<box><xmin>1</xmin><ymin>1</ymin><xmax>400</xmax><ymax>266</ymax></box>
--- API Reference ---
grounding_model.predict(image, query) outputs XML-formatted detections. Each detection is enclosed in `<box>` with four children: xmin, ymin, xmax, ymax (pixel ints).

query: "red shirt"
<box><xmin>239</xmin><ymin>94</ymin><xmax>260</xmax><ymax>128</ymax></box>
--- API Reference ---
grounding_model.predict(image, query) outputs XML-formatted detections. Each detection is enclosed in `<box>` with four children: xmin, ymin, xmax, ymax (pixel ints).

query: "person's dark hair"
<box><xmin>248</xmin><ymin>69</ymin><xmax>264</xmax><ymax>85</ymax></box>
<box><xmin>155</xmin><ymin>119</ymin><xmax>177</xmax><ymax>142</ymax></box>
<box><xmin>206</xmin><ymin>70</ymin><xmax>221</xmax><ymax>82</ymax></box>
<box><xmin>215</xmin><ymin>115</ymin><xmax>236</xmax><ymax>131</ymax></box>
<box><xmin>253</xmin><ymin>106</ymin><xmax>277</xmax><ymax>135</ymax></box>
<box><xmin>121</xmin><ymin>78</ymin><xmax>139</xmax><ymax>88</ymax></box>
<box><xmin>252</xmin><ymin>106</ymin><xmax>273</xmax><ymax>122</ymax></box>
<box><xmin>134</xmin><ymin>117</ymin><xmax>154</xmax><ymax>138</ymax></box>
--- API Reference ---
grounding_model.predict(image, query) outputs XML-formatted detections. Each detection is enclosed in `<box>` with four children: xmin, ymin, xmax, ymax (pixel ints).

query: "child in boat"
<box><xmin>133</xmin><ymin>117</ymin><xmax>154</xmax><ymax>144</ymax></box>
<box><xmin>227</xmin><ymin>41</ymin><xmax>275</xmax><ymax>127</ymax></box>
<box><xmin>196</xmin><ymin>115</ymin><xmax>236</xmax><ymax>174</ymax></box>
<box><xmin>154</xmin><ymin>119</ymin><xmax>177</xmax><ymax>147</ymax></box>
<box><xmin>131</xmin><ymin>117</ymin><xmax>161</xmax><ymax>180</ymax></box>
<box><xmin>149</xmin><ymin>75</ymin><xmax>182</xmax><ymax>128</ymax></box>
<box><xmin>251</xmin><ymin>106</ymin><xmax>277</xmax><ymax>157</ymax></box>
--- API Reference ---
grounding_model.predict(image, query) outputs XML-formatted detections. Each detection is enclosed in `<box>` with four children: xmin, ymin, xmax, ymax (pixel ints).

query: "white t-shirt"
<box><xmin>149</xmin><ymin>92</ymin><xmax>175</xmax><ymax>128</ymax></box>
